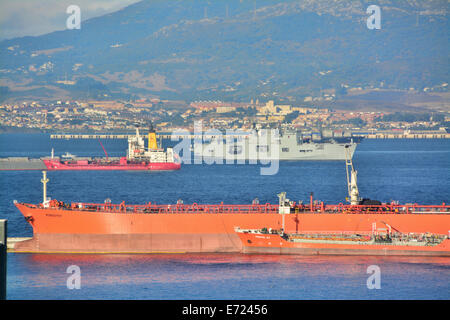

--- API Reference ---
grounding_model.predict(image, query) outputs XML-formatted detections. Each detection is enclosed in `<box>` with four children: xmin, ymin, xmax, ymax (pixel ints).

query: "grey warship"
<box><xmin>194</xmin><ymin>127</ymin><xmax>362</xmax><ymax>161</ymax></box>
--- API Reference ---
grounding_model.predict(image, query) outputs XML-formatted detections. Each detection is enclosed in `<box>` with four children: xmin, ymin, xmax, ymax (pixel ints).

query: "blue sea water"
<box><xmin>0</xmin><ymin>134</ymin><xmax>449</xmax><ymax>300</ymax></box>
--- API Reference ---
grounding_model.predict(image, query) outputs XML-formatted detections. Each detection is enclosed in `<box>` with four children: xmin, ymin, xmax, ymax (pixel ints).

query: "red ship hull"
<box><xmin>12</xmin><ymin>201</ymin><xmax>450</xmax><ymax>254</ymax></box>
<box><xmin>43</xmin><ymin>159</ymin><xmax>181</xmax><ymax>171</ymax></box>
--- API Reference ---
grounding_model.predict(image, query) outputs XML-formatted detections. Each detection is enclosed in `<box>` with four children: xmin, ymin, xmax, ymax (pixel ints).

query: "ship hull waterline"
<box><xmin>12</xmin><ymin>203</ymin><xmax>450</xmax><ymax>254</ymax></box>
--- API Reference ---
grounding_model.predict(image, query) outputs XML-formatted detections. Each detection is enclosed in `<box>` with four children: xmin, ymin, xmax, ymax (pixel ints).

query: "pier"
<box><xmin>50</xmin><ymin>133</ymin><xmax>247</xmax><ymax>140</ymax></box>
<box><xmin>349</xmin><ymin>129</ymin><xmax>449</xmax><ymax>139</ymax></box>
<box><xmin>50</xmin><ymin>131</ymin><xmax>450</xmax><ymax>140</ymax></box>
<box><xmin>363</xmin><ymin>133</ymin><xmax>450</xmax><ymax>139</ymax></box>
<box><xmin>0</xmin><ymin>220</ymin><xmax>6</xmax><ymax>300</ymax></box>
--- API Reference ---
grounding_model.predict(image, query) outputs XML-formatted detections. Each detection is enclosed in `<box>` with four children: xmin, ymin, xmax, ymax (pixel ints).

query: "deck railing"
<box><xmin>68</xmin><ymin>202</ymin><xmax>280</xmax><ymax>214</ymax></box>
<box><xmin>34</xmin><ymin>201</ymin><xmax>450</xmax><ymax>215</ymax></box>
<box><xmin>320</xmin><ymin>203</ymin><xmax>449</xmax><ymax>214</ymax></box>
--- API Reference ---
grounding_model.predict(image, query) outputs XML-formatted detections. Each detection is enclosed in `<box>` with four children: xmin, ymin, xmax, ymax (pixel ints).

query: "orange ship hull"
<box><xmin>237</xmin><ymin>232</ymin><xmax>450</xmax><ymax>256</ymax></box>
<box><xmin>13</xmin><ymin>202</ymin><xmax>450</xmax><ymax>253</ymax></box>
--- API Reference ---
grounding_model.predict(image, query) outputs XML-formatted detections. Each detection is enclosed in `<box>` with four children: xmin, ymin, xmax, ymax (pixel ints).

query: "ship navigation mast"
<box><xmin>278</xmin><ymin>192</ymin><xmax>291</xmax><ymax>234</ymax></box>
<box><xmin>41</xmin><ymin>171</ymin><xmax>49</xmax><ymax>205</ymax></box>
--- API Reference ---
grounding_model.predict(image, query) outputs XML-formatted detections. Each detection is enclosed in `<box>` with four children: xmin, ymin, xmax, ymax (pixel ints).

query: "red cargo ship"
<box><xmin>44</xmin><ymin>127</ymin><xmax>180</xmax><ymax>171</ymax></box>
<box><xmin>0</xmin><ymin>126</ymin><xmax>180</xmax><ymax>171</ymax></box>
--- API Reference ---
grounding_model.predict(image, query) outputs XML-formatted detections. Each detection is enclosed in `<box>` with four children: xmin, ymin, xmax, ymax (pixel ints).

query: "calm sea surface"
<box><xmin>0</xmin><ymin>134</ymin><xmax>449</xmax><ymax>299</ymax></box>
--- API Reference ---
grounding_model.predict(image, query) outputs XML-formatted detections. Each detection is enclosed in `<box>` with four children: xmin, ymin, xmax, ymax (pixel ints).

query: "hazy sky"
<box><xmin>0</xmin><ymin>0</ymin><xmax>141</xmax><ymax>40</ymax></box>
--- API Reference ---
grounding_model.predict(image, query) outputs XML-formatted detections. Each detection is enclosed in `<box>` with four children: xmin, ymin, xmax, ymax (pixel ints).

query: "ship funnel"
<box><xmin>148</xmin><ymin>123</ymin><xmax>158</xmax><ymax>150</ymax></box>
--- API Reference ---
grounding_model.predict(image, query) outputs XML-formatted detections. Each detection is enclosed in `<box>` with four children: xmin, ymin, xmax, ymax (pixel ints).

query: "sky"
<box><xmin>0</xmin><ymin>0</ymin><xmax>141</xmax><ymax>40</ymax></box>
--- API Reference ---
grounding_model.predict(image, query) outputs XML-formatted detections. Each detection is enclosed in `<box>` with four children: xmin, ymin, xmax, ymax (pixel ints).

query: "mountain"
<box><xmin>0</xmin><ymin>0</ymin><xmax>448</xmax><ymax>105</ymax></box>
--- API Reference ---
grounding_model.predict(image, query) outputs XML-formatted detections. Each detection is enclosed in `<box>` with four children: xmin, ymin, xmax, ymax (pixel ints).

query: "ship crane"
<box><xmin>345</xmin><ymin>146</ymin><xmax>361</xmax><ymax>205</ymax></box>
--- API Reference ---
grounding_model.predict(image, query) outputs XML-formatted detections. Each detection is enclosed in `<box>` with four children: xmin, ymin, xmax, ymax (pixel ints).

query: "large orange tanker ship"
<box><xmin>11</xmin><ymin>152</ymin><xmax>450</xmax><ymax>255</ymax></box>
<box><xmin>12</xmin><ymin>192</ymin><xmax>450</xmax><ymax>254</ymax></box>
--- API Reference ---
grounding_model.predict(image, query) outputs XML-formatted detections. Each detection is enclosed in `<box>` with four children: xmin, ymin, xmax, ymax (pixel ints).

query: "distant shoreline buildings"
<box><xmin>0</xmin><ymin>98</ymin><xmax>448</xmax><ymax>136</ymax></box>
